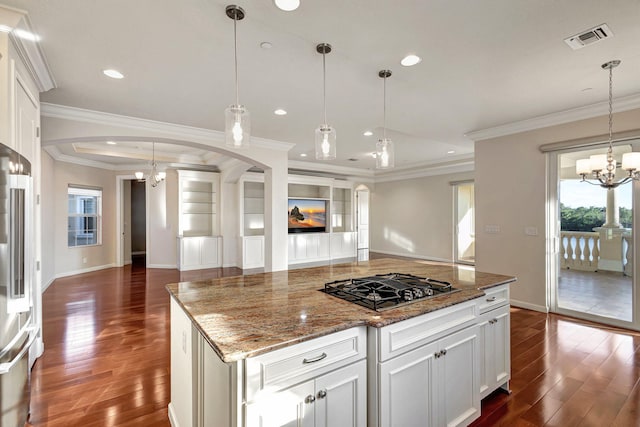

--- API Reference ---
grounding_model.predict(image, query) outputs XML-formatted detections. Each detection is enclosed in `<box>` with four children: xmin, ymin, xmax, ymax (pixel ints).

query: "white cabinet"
<box><xmin>371</xmin><ymin>298</ymin><xmax>481</xmax><ymax>427</ymax></box>
<box><xmin>246</xmin><ymin>360</ymin><xmax>367</xmax><ymax>427</ymax></box>
<box><xmin>478</xmin><ymin>288</ymin><xmax>510</xmax><ymax>399</ymax></box>
<box><xmin>178</xmin><ymin>236</ymin><xmax>222</xmax><ymax>271</ymax></box>
<box><xmin>378</xmin><ymin>325</ymin><xmax>480</xmax><ymax>427</ymax></box>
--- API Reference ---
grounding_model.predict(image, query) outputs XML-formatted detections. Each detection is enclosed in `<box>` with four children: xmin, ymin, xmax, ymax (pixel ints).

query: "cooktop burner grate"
<box><xmin>321</xmin><ymin>272</ymin><xmax>460</xmax><ymax>312</ymax></box>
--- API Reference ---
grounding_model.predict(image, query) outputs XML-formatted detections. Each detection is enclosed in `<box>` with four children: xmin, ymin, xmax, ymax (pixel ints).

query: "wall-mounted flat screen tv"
<box><xmin>288</xmin><ymin>199</ymin><xmax>327</xmax><ymax>233</ymax></box>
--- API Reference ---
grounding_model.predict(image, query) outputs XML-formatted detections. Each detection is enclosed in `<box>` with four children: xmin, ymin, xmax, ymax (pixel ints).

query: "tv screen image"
<box><xmin>288</xmin><ymin>199</ymin><xmax>327</xmax><ymax>233</ymax></box>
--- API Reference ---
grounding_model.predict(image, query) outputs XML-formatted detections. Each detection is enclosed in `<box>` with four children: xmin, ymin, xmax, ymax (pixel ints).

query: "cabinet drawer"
<box><xmin>377</xmin><ymin>300</ymin><xmax>477</xmax><ymax>362</ymax></box>
<box><xmin>245</xmin><ymin>327</ymin><xmax>366</xmax><ymax>401</ymax></box>
<box><xmin>478</xmin><ymin>285</ymin><xmax>509</xmax><ymax>314</ymax></box>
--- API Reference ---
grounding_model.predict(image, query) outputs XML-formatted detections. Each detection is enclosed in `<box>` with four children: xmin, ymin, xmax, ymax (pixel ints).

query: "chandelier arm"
<box><xmin>234</xmin><ymin>12</ymin><xmax>239</xmax><ymax>107</ymax></box>
<box><xmin>322</xmin><ymin>50</ymin><xmax>327</xmax><ymax>126</ymax></box>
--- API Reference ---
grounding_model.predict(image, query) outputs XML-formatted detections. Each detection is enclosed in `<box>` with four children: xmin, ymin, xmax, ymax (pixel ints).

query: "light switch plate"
<box><xmin>525</xmin><ymin>226</ymin><xmax>538</xmax><ymax>236</ymax></box>
<box><xmin>484</xmin><ymin>225</ymin><xmax>500</xmax><ymax>234</ymax></box>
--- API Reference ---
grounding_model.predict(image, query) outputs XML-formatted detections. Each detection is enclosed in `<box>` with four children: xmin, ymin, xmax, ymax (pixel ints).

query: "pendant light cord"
<box><xmin>383</xmin><ymin>75</ymin><xmax>387</xmax><ymax>140</ymax></box>
<box><xmin>607</xmin><ymin>64</ymin><xmax>613</xmax><ymax>157</ymax></box>
<box><xmin>234</xmin><ymin>13</ymin><xmax>239</xmax><ymax>107</ymax></box>
<box><xmin>322</xmin><ymin>51</ymin><xmax>327</xmax><ymax>126</ymax></box>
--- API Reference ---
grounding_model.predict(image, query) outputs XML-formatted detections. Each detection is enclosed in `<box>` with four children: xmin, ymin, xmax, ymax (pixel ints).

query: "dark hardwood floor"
<box><xmin>27</xmin><ymin>258</ymin><xmax>640</xmax><ymax>426</ymax></box>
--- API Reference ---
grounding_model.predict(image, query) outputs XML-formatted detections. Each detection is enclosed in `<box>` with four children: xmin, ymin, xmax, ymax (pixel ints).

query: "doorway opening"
<box><xmin>453</xmin><ymin>181</ymin><xmax>475</xmax><ymax>265</ymax></box>
<box><xmin>554</xmin><ymin>146</ymin><xmax>634</xmax><ymax>324</ymax></box>
<box><xmin>130</xmin><ymin>179</ymin><xmax>146</xmax><ymax>267</ymax></box>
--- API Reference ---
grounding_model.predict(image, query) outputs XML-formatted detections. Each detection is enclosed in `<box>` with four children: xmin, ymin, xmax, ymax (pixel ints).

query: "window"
<box><xmin>68</xmin><ymin>186</ymin><xmax>102</xmax><ymax>247</ymax></box>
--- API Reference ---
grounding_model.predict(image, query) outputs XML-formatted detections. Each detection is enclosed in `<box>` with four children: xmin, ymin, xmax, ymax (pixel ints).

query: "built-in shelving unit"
<box><xmin>177</xmin><ymin>170</ymin><xmax>222</xmax><ymax>271</ymax></box>
<box><xmin>238</xmin><ymin>173</ymin><xmax>356</xmax><ymax>269</ymax></box>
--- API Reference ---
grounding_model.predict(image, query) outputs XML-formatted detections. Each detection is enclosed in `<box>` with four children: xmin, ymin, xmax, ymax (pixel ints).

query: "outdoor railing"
<box><xmin>560</xmin><ymin>231</ymin><xmax>599</xmax><ymax>271</ymax></box>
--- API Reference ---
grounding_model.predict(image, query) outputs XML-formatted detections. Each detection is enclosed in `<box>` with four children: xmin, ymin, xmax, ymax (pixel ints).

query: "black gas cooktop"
<box><xmin>321</xmin><ymin>272</ymin><xmax>460</xmax><ymax>312</ymax></box>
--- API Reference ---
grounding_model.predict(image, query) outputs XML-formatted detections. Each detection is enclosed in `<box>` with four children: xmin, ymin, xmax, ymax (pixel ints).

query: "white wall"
<box><xmin>146</xmin><ymin>169</ymin><xmax>178</xmax><ymax>268</ymax></box>
<box><xmin>370</xmin><ymin>171</ymin><xmax>474</xmax><ymax>262</ymax></box>
<box><xmin>474</xmin><ymin>107</ymin><xmax>640</xmax><ymax>312</ymax></box>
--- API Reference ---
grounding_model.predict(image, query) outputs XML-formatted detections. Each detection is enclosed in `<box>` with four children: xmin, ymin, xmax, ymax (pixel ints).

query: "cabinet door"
<box><xmin>379</xmin><ymin>340</ymin><xmax>438</xmax><ymax>427</ymax></box>
<box><xmin>439</xmin><ymin>325</ymin><xmax>480</xmax><ymax>427</ymax></box>
<box><xmin>181</xmin><ymin>238</ymin><xmax>201</xmax><ymax>268</ymax></box>
<box><xmin>246</xmin><ymin>380</ymin><xmax>315</xmax><ymax>427</ymax></box>
<box><xmin>200</xmin><ymin>237</ymin><xmax>219</xmax><ymax>266</ymax></box>
<box><xmin>477</xmin><ymin>316</ymin><xmax>491</xmax><ymax>398</ymax></box>
<box><xmin>315</xmin><ymin>360</ymin><xmax>366</xmax><ymax>427</ymax></box>
<box><xmin>15</xmin><ymin>77</ymin><xmax>38</xmax><ymax>163</ymax></box>
<box><xmin>489</xmin><ymin>305</ymin><xmax>510</xmax><ymax>391</ymax></box>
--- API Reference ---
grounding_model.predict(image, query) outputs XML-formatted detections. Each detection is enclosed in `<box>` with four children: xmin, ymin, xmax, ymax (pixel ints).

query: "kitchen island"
<box><xmin>166</xmin><ymin>258</ymin><xmax>516</xmax><ymax>427</ymax></box>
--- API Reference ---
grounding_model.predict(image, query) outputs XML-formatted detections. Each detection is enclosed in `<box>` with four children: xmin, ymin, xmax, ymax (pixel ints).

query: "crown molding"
<box><xmin>287</xmin><ymin>160</ymin><xmax>376</xmax><ymax>180</ymax></box>
<box><xmin>44</xmin><ymin>145</ymin><xmax>117</xmax><ymax>170</ymax></box>
<box><xmin>40</xmin><ymin>103</ymin><xmax>295</xmax><ymax>152</ymax></box>
<box><xmin>466</xmin><ymin>92</ymin><xmax>640</xmax><ymax>142</ymax></box>
<box><xmin>373</xmin><ymin>154</ymin><xmax>475</xmax><ymax>183</ymax></box>
<box><xmin>9</xmin><ymin>15</ymin><xmax>56</xmax><ymax>92</ymax></box>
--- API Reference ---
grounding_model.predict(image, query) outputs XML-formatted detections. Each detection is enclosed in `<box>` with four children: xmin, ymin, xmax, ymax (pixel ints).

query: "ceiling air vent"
<box><xmin>564</xmin><ymin>24</ymin><xmax>613</xmax><ymax>50</ymax></box>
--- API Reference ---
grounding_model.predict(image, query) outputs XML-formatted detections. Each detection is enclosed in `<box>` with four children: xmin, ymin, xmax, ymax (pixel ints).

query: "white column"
<box><xmin>603</xmin><ymin>187</ymin><xmax>621</xmax><ymax>228</ymax></box>
<box><xmin>264</xmin><ymin>159</ymin><xmax>288</xmax><ymax>272</ymax></box>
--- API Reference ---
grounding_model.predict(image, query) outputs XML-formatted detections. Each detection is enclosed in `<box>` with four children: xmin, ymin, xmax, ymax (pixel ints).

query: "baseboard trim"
<box><xmin>510</xmin><ymin>299</ymin><xmax>549</xmax><ymax>313</ymax></box>
<box><xmin>148</xmin><ymin>263</ymin><xmax>177</xmax><ymax>269</ymax></box>
<box><xmin>42</xmin><ymin>276</ymin><xmax>56</xmax><ymax>292</ymax></box>
<box><xmin>55</xmin><ymin>264</ymin><xmax>115</xmax><ymax>279</ymax></box>
<box><xmin>369</xmin><ymin>249</ymin><xmax>453</xmax><ymax>264</ymax></box>
<box><xmin>167</xmin><ymin>403</ymin><xmax>179</xmax><ymax>427</ymax></box>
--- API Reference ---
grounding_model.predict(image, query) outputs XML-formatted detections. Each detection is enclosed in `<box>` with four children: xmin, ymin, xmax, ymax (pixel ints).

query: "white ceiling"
<box><xmin>4</xmin><ymin>0</ymin><xmax>640</xmax><ymax>173</ymax></box>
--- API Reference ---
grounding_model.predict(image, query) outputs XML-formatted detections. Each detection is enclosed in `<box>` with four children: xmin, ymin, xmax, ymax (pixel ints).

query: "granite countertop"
<box><xmin>166</xmin><ymin>258</ymin><xmax>516</xmax><ymax>363</ymax></box>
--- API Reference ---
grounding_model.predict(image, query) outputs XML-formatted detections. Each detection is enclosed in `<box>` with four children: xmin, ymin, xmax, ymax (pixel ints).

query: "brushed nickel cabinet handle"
<box><xmin>305</xmin><ymin>394</ymin><xmax>316</xmax><ymax>404</ymax></box>
<box><xmin>486</xmin><ymin>296</ymin><xmax>497</xmax><ymax>302</ymax></box>
<box><xmin>317</xmin><ymin>389</ymin><xmax>327</xmax><ymax>399</ymax></box>
<box><xmin>302</xmin><ymin>352</ymin><xmax>327</xmax><ymax>364</ymax></box>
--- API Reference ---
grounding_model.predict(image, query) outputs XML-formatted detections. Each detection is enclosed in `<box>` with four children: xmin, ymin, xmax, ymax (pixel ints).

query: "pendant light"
<box><xmin>225</xmin><ymin>5</ymin><xmax>250</xmax><ymax>148</ymax></box>
<box><xmin>576</xmin><ymin>60</ymin><xmax>640</xmax><ymax>187</ymax></box>
<box><xmin>376</xmin><ymin>69</ymin><xmax>394</xmax><ymax>169</ymax></box>
<box><xmin>315</xmin><ymin>43</ymin><xmax>336</xmax><ymax>160</ymax></box>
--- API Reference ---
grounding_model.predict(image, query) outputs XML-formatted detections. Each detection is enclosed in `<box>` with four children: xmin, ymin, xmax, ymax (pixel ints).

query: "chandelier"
<box><xmin>135</xmin><ymin>142</ymin><xmax>166</xmax><ymax>187</ymax></box>
<box><xmin>576</xmin><ymin>60</ymin><xmax>640</xmax><ymax>188</ymax></box>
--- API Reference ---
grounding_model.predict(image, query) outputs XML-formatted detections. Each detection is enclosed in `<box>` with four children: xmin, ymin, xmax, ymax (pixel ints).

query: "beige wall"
<box><xmin>370</xmin><ymin>171</ymin><xmax>474</xmax><ymax>262</ymax></box>
<box><xmin>40</xmin><ymin>150</ymin><xmax>56</xmax><ymax>289</ymax></box>
<box><xmin>475</xmin><ymin>107</ymin><xmax>640</xmax><ymax>311</ymax></box>
<box><xmin>53</xmin><ymin>161</ymin><xmax>117</xmax><ymax>276</ymax></box>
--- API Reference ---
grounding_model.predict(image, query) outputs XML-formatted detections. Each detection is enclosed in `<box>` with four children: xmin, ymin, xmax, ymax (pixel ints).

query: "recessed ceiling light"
<box><xmin>300</xmin><ymin>153</ymin><xmax>307</xmax><ymax>157</ymax></box>
<box><xmin>447</xmin><ymin>150</ymin><xmax>455</xmax><ymax>154</ymax></box>
<box><xmin>400</xmin><ymin>54</ymin><xmax>422</xmax><ymax>67</ymax></box>
<box><xmin>274</xmin><ymin>109</ymin><xmax>287</xmax><ymax>115</ymax></box>
<box><xmin>363</xmin><ymin>131</ymin><xmax>373</xmax><ymax>136</ymax></box>
<box><xmin>103</xmin><ymin>69</ymin><xmax>124</xmax><ymax>79</ymax></box>
<box><xmin>260</xmin><ymin>41</ymin><xmax>273</xmax><ymax>49</ymax></box>
<box><xmin>106</xmin><ymin>141</ymin><xmax>116</xmax><ymax>145</ymax></box>
<box><xmin>274</xmin><ymin>0</ymin><xmax>300</xmax><ymax>11</ymax></box>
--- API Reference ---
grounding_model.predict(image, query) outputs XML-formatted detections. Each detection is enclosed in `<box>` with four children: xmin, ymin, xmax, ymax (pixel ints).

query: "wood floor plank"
<box><xmin>26</xmin><ymin>260</ymin><xmax>640</xmax><ymax>426</ymax></box>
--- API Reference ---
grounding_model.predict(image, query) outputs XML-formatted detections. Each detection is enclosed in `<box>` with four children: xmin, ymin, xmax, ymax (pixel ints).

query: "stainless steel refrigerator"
<box><xmin>0</xmin><ymin>142</ymin><xmax>36</xmax><ymax>427</ymax></box>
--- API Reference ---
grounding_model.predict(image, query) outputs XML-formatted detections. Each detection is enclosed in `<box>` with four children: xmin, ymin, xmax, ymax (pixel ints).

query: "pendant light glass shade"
<box><xmin>315</xmin><ymin>43</ymin><xmax>336</xmax><ymax>160</ymax></box>
<box><xmin>315</xmin><ymin>125</ymin><xmax>336</xmax><ymax>160</ymax></box>
<box><xmin>225</xmin><ymin>5</ymin><xmax>250</xmax><ymax>148</ymax></box>
<box><xmin>376</xmin><ymin>70</ymin><xmax>394</xmax><ymax>169</ymax></box>
<box><xmin>225</xmin><ymin>104</ymin><xmax>250</xmax><ymax>148</ymax></box>
<box><xmin>376</xmin><ymin>138</ymin><xmax>394</xmax><ymax>169</ymax></box>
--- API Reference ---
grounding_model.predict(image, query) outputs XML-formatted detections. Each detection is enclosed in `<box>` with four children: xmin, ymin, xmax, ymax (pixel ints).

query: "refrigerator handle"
<box><xmin>0</xmin><ymin>328</ymin><xmax>37</xmax><ymax>375</ymax></box>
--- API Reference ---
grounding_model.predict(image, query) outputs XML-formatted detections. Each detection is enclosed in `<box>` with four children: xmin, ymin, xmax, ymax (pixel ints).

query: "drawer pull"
<box><xmin>302</xmin><ymin>352</ymin><xmax>327</xmax><ymax>364</ymax></box>
<box><xmin>305</xmin><ymin>394</ymin><xmax>316</xmax><ymax>404</ymax></box>
<box><xmin>486</xmin><ymin>296</ymin><xmax>497</xmax><ymax>302</ymax></box>
<box><xmin>317</xmin><ymin>389</ymin><xmax>327</xmax><ymax>399</ymax></box>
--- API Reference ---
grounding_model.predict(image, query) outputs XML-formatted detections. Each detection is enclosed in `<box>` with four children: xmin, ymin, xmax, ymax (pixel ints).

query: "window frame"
<box><xmin>67</xmin><ymin>186</ymin><xmax>103</xmax><ymax>248</ymax></box>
